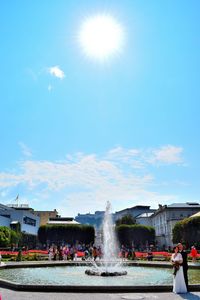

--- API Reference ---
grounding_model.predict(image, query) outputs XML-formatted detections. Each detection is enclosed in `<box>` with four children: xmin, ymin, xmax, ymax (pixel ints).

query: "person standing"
<box><xmin>171</xmin><ymin>245</ymin><xmax>187</xmax><ymax>294</ymax></box>
<box><xmin>92</xmin><ymin>246</ymin><xmax>98</xmax><ymax>261</ymax></box>
<box><xmin>178</xmin><ymin>243</ymin><xmax>188</xmax><ymax>289</ymax></box>
<box><xmin>191</xmin><ymin>246</ymin><xmax>198</xmax><ymax>263</ymax></box>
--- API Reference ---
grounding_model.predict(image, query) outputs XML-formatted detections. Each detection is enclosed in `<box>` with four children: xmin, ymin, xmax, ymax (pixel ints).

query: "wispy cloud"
<box><xmin>18</xmin><ymin>142</ymin><xmax>32</xmax><ymax>157</ymax></box>
<box><xmin>149</xmin><ymin>145</ymin><xmax>183</xmax><ymax>165</ymax></box>
<box><xmin>48</xmin><ymin>66</ymin><xmax>65</xmax><ymax>79</ymax></box>
<box><xmin>0</xmin><ymin>145</ymin><xmax>185</xmax><ymax>215</ymax></box>
<box><xmin>106</xmin><ymin>145</ymin><xmax>184</xmax><ymax>167</ymax></box>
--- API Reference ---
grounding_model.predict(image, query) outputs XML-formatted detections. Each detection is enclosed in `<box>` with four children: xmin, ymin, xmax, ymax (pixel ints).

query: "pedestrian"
<box><xmin>121</xmin><ymin>245</ymin><xmax>126</xmax><ymax>261</ymax></box>
<box><xmin>191</xmin><ymin>246</ymin><xmax>198</xmax><ymax>263</ymax></box>
<box><xmin>92</xmin><ymin>246</ymin><xmax>98</xmax><ymax>261</ymax></box>
<box><xmin>48</xmin><ymin>246</ymin><xmax>53</xmax><ymax>261</ymax></box>
<box><xmin>171</xmin><ymin>245</ymin><xmax>187</xmax><ymax>294</ymax></box>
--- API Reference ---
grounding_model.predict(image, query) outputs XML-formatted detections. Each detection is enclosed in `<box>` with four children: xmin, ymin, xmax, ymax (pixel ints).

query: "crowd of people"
<box><xmin>47</xmin><ymin>244</ymin><xmax>103</xmax><ymax>261</ymax></box>
<box><xmin>47</xmin><ymin>244</ymin><xmax>137</xmax><ymax>261</ymax></box>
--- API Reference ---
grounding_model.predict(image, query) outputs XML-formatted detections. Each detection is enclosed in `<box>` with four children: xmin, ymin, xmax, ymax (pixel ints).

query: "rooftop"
<box><xmin>115</xmin><ymin>205</ymin><xmax>151</xmax><ymax>213</ymax></box>
<box><xmin>47</xmin><ymin>220</ymin><xmax>80</xmax><ymax>225</ymax></box>
<box><xmin>136</xmin><ymin>212</ymin><xmax>154</xmax><ymax>218</ymax></box>
<box><xmin>167</xmin><ymin>202</ymin><xmax>200</xmax><ymax>208</ymax></box>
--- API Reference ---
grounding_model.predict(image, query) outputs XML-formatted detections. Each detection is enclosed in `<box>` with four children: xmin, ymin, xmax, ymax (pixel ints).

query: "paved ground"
<box><xmin>0</xmin><ymin>289</ymin><xmax>200</xmax><ymax>300</ymax></box>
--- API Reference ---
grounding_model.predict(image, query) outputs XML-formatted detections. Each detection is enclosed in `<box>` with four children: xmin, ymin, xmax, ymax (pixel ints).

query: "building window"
<box><xmin>23</xmin><ymin>216</ymin><xmax>36</xmax><ymax>227</ymax></box>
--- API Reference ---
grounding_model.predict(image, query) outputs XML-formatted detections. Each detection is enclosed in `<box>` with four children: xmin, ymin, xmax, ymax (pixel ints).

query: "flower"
<box><xmin>173</xmin><ymin>261</ymin><xmax>180</xmax><ymax>276</ymax></box>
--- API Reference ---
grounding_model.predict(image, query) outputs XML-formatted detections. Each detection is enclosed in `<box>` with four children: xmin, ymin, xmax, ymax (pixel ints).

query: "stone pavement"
<box><xmin>0</xmin><ymin>289</ymin><xmax>200</xmax><ymax>300</ymax></box>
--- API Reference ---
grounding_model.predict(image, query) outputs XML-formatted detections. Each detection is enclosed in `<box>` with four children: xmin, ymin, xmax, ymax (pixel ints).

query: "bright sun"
<box><xmin>78</xmin><ymin>14</ymin><xmax>124</xmax><ymax>62</ymax></box>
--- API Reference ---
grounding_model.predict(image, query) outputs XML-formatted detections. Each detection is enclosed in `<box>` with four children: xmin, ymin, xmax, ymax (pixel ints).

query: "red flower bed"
<box><xmin>0</xmin><ymin>250</ymin><xmax>48</xmax><ymax>256</ymax></box>
<box><xmin>1</xmin><ymin>250</ymin><xmax>199</xmax><ymax>259</ymax></box>
<box><xmin>28</xmin><ymin>250</ymin><xmax>48</xmax><ymax>254</ymax></box>
<box><xmin>119</xmin><ymin>251</ymin><xmax>172</xmax><ymax>258</ymax></box>
<box><xmin>0</xmin><ymin>249</ymin><xmax>86</xmax><ymax>257</ymax></box>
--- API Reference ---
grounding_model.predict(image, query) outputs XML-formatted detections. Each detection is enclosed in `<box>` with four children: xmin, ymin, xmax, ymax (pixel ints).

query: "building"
<box><xmin>75</xmin><ymin>211</ymin><xmax>104</xmax><ymax>228</ymax></box>
<box><xmin>75</xmin><ymin>206</ymin><xmax>156</xmax><ymax>228</ymax></box>
<box><xmin>32</xmin><ymin>209</ymin><xmax>59</xmax><ymax>226</ymax></box>
<box><xmin>136</xmin><ymin>212</ymin><xmax>154</xmax><ymax>226</ymax></box>
<box><xmin>0</xmin><ymin>203</ymin><xmax>40</xmax><ymax>235</ymax></box>
<box><xmin>151</xmin><ymin>202</ymin><xmax>200</xmax><ymax>248</ymax></box>
<box><xmin>114</xmin><ymin>205</ymin><xmax>156</xmax><ymax>221</ymax></box>
<box><xmin>47</xmin><ymin>217</ymin><xmax>80</xmax><ymax>225</ymax></box>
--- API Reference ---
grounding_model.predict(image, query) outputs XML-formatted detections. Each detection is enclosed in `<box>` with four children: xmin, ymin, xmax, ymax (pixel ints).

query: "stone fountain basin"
<box><xmin>0</xmin><ymin>261</ymin><xmax>199</xmax><ymax>292</ymax></box>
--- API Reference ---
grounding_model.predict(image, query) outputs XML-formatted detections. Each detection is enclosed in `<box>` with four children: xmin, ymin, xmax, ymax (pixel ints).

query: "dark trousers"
<box><xmin>183</xmin><ymin>267</ymin><xmax>188</xmax><ymax>288</ymax></box>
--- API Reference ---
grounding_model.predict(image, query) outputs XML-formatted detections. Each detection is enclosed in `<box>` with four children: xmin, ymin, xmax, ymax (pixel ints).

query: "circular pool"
<box><xmin>0</xmin><ymin>265</ymin><xmax>199</xmax><ymax>286</ymax></box>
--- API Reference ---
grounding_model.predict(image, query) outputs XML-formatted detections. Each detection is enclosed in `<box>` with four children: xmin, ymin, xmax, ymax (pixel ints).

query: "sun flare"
<box><xmin>78</xmin><ymin>14</ymin><xmax>124</xmax><ymax>62</ymax></box>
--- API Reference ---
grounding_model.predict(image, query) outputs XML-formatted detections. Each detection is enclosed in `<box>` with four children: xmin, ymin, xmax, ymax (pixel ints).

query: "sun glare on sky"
<box><xmin>78</xmin><ymin>14</ymin><xmax>124</xmax><ymax>62</ymax></box>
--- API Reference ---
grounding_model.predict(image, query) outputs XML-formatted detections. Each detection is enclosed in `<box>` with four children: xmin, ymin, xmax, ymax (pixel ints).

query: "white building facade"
<box><xmin>0</xmin><ymin>203</ymin><xmax>40</xmax><ymax>235</ymax></box>
<box><xmin>151</xmin><ymin>202</ymin><xmax>200</xmax><ymax>248</ymax></box>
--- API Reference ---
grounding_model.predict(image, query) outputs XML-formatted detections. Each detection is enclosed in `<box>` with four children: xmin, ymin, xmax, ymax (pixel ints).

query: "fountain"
<box><xmin>0</xmin><ymin>199</ymin><xmax>199</xmax><ymax>290</ymax></box>
<box><xmin>85</xmin><ymin>201</ymin><xmax>127</xmax><ymax>276</ymax></box>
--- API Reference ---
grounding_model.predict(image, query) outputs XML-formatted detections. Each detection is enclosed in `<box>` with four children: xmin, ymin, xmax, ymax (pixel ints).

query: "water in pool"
<box><xmin>0</xmin><ymin>266</ymin><xmax>199</xmax><ymax>286</ymax></box>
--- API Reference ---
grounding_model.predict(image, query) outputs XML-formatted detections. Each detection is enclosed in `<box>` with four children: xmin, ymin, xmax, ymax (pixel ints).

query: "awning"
<box><xmin>10</xmin><ymin>221</ymin><xmax>19</xmax><ymax>224</ymax></box>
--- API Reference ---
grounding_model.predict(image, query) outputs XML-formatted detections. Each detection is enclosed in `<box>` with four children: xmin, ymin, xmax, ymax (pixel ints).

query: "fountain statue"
<box><xmin>85</xmin><ymin>201</ymin><xmax>127</xmax><ymax>276</ymax></box>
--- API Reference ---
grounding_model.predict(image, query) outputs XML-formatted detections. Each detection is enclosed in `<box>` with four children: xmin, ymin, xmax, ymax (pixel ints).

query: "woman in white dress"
<box><xmin>171</xmin><ymin>245</ymin><xmax>187</xmax><ymax>294</ymax></box>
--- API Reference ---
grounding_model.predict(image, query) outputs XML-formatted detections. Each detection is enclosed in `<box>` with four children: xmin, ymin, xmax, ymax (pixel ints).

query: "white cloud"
<box><xmin>0</xmin><ymin>145</ymin><xmax>185</xmax><ymax>215</ymax></box>
<box><xmin>48</xmin><ymin>66</ymin><xmax>65</xmax><ymax>79</ymax></box>
<box><xmin>149</xmin><ymin>145</ymin><xmax>183</xmax><ymax>165</ymax></box>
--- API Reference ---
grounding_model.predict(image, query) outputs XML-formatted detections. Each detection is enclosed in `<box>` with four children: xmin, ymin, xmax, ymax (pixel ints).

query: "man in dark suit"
<box><xmin>178</xmin><ymin>242</ymin><xmax>188</xmax><ymax>289</ymax></box>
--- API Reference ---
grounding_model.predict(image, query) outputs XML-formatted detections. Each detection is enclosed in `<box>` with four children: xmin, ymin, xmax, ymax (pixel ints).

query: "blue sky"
<box><xmin>0</xmin><ymin>0</ymin><xmax>199</xmax><ymax>217</ymax></box>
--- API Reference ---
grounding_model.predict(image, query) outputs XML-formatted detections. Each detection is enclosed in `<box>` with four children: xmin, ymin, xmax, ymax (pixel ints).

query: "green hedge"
<box><xmin>38</xmin><ymin>224</ymin><xmax>95</xmax><ymax>245</ymax></box>
<box><xmin>20</xmin><ymin>232</ymin><xmax>37</xmax><ymax>249</ymax></box>
<box><xmin>173</xmin><ymin>216</ymin><xmax>200</xmax><ymax>248</ymax></box>
<box><xmin>116</xmin><ymin>224</ymin><xmax>155</xmax><ymax>248</ymax></box>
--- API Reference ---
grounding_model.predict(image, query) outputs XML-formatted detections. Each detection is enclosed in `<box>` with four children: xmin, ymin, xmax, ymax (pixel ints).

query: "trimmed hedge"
<box><xmin>116</xmin><ymin>224</ymin><xmax>155</xmax><ymax>247</ymax></box>
<box><xmin>173</xmin><ymin>216</ymin><xmax>200</xmax><ymax>248</ymax></box>
<box><xmin>38</xmin><ymin>224</ymin><xmax>95</xmax><ymax>245</ymax></box>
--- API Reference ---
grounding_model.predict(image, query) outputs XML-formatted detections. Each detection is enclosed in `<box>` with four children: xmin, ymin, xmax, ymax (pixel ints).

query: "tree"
<box><xmin>115</xmin><ymin>214</ymin><xmax>136</xmax><ymax>226</ymax></box>
<box><xmin>173</xmin><ymin>216</ymin><xmax>200</xmax><ymax>248</ymax></box>
<box><xmin>10</xmin><ymin>230</ymin><xmax>21</xmax><ymax>246</ymax></box>
<box><xmin>0</xmin><ymin>226</ymin><xmax>11</xmax><ymax>247</ymax></box>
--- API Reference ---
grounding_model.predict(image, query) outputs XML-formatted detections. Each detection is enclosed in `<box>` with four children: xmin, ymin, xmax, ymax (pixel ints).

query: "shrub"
<box><xmin>0</xmin><ymin>227</ymin><xmax>11</xmax><ymax>247</ymax></box>
<box><xmin>38</xmin><ymin>224</ymin><xmax>95</xmax><ymax>245</ymax></box>
<box><xmin>173</xmin><ymin>216</ymin><xmax>200</xmax><ymax>248</ymax></box>
<box><xmin>116</xmin><ymin>224</ymin><xmax>155</xmax><ymax>248</ymax></box>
